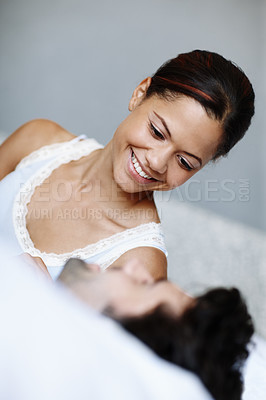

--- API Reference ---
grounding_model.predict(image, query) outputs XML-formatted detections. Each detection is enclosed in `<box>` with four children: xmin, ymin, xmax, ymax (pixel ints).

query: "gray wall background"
<box><xmin>0</xmin><ymin>0</ymin><xmax>265</xmax><ymax>232</ymax></box>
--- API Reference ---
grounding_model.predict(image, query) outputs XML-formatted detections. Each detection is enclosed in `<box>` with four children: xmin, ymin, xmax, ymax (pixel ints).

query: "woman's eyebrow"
<box><xmin>153</xmin><ymin>111</ymin><xmax>202</xmax><ymax>166</ymax></box>
<box><xmin>153</xmin><ymin>111</ymin><xmax>172</xmax><ymax>137</ymax></box>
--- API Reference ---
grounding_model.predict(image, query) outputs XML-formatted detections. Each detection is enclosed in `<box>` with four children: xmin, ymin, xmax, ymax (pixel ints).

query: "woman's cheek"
<box><xmin>168</xmin><ymin>171</ymin><xmax>192</xmax><ymax>189</ymax></box>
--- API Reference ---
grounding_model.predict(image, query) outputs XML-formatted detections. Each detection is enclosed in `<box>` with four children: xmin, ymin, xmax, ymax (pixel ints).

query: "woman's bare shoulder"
<box><xmin>5</xmin><ymin>118</ymin><xmax>75</xmax><ymax>149</ymax></box>
<box><xmin>0</xmin><ymin>119</ymin><xmax>76</xmax><ymax>180</ymax></box>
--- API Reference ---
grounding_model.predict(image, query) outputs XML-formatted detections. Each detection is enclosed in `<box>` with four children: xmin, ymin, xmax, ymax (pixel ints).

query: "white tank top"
<box><xmin>0</xmin><ymin>135</ymin><xmax>167</xmax><ymax>279</ymax></box>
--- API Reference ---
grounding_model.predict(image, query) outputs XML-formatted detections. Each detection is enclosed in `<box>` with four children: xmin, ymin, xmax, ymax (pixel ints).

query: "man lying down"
<box><xmin>0</xmin><ymin>250</ymin><xmax>254</xmax><ymax>400</ymax></box>
<box><xmin>57</xmin><ymin>258</ymin><xmax>254</xmax><ymax>400</ymax></box>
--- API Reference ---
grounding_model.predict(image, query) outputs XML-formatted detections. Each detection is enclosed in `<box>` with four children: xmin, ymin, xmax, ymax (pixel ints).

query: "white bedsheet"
<box><xmin>0</xmin><ymin>246</ymin><xmax>265</xmax><ymax>400</ymax></box>
<box><xmin>0</xmin><ymin>248</ymin><xmax>212</xmax><ymax>400</ymax></box>
<box><xmin>243</xmin><ymin>335</ymin><xmax>266</xmax><ymax>400</ymax></box>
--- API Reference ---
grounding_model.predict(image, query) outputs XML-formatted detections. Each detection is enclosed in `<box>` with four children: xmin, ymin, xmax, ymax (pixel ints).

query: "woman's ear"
<box><xmin>128</xmin><ymin>77</ymin><xmax>152</xmax><ymax>111</ymax></box>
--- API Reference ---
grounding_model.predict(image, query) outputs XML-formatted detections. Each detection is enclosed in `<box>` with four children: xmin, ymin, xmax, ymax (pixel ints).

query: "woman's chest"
<box><xmin>25</xmin><ymin>175</ymin><xmax>133</xmax><ymax>253</ymax></box>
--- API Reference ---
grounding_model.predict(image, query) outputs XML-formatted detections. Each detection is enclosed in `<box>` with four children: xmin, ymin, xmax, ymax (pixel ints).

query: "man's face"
<box><xmin>58</xmin><ymin>259</ymin><xmax>194</xmax><ymax>319</ymax></box>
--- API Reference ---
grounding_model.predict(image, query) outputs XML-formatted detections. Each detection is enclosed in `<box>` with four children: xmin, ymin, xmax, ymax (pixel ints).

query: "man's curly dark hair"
<box><xmin>119</xmin><ymin>288</ymin><xmax>254</xmax><ymax>400</ymax></box>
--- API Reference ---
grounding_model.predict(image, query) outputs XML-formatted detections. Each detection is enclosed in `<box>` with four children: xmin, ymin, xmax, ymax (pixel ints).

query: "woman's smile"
<box><xmin>131</xmin><ymin>151</ymin><xmax>153</xmax><ymax>180</ymax></box>
<box><xmin>127</xmin><ymin>149</ymin><xmax>159</xmax><ymax>185</ymax></box>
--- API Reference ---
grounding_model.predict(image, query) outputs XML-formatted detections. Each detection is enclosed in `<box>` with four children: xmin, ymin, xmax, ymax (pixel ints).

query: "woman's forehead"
<box><xmin>147</xmin><ymin>96</ymin><xmax>223</xmax><ymax>161</ymax></box>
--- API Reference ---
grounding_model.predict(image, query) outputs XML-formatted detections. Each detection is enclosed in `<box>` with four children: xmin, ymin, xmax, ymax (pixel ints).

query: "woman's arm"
<box><xmin>19</xmin><ymin>253</ymin><xmax>52</xmax><ymax>280</ymax></box>
<box><xmin>0</xmin><ymin>119</ymin><xmax>75</xmax><ymax>180</ymax></box>
<box><xmin>109</xmin><ymin>247</ymin><xmax>167</xmax><ymax>281</ymax></box>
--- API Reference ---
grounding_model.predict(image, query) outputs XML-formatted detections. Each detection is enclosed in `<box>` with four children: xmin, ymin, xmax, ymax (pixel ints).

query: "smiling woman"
<box><xmin>112</xmin><ymin>92</ymin><xmax>222</xmax><ymax>192</ymax></box>
<box><xmin>0</xmin><ymin>50</ymin><xmax>255</xmax><ymax>280</ymax></box>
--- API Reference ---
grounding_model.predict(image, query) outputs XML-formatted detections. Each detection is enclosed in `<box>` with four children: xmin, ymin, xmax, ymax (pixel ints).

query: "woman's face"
<box><xmin>111</xmin><ymin>80</ymin><xmax>223</xmax><ymax>193</ymax></box>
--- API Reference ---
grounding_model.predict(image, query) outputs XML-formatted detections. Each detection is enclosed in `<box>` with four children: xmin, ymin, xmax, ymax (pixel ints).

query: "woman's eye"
<box><xmin>150</xmin><ymin>123</ymin><xmax>164</xmax><ymax>140</ymax></box>
<box><xmin>178</xmin><ymin>156</ymin><xmax>193</xmax><ymax>171</ymax></box>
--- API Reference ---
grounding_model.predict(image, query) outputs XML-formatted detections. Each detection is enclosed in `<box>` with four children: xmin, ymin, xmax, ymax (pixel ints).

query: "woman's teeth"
<box><xmin>132</xmin><ymin>152</ymin><xmax>153</xmax><ymax>179</ymax></box>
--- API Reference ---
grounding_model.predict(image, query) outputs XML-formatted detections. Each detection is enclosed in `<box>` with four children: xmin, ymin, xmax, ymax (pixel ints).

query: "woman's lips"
<box><xmin>127</xmin><ymin>150</ymin><xmax>158</xmax><ymax>184</ymax></box>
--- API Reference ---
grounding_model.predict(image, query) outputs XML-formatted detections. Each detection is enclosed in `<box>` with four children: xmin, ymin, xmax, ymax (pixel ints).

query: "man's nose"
<box><xmin>123</xmin><ymin>259</ymin><xmax>154</xmax><ymax>284</ymax></box>
<box><xmin>145</xmin><ymin>148</ymin><xmax>171</xmax><ymax>175</ymax></box>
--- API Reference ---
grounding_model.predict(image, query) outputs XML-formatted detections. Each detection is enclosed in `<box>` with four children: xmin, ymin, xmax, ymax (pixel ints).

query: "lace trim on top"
<box><xmin>33</xmin><ymin>222</ymin><xmax>164</xmax><ymax>267</ymax></box>
<box><xmin>15</xmin><ymin>134</ymin><xmax>88</xmax><ymax>169</ymax></box>
<box><xmin>95</xmin><ymin>227</ymin><xmax>167</xmax><ymax>270</ymax></box>
<box><xmin>13</xmin><ymin>137</ymin><xmax>165</xmax><ymax>266</ymax></box>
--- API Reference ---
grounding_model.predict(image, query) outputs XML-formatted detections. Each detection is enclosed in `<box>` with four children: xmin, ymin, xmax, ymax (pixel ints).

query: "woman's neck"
<box><xmin>79</xmin><ymin>142</ymin><xmax>153</xmax><ymax>208</ymax></box>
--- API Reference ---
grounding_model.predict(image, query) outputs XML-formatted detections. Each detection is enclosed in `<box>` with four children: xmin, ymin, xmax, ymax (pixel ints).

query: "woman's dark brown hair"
<box><xmin>145</xmin><ymin>50</ymin><xmax>255</xmax><ymax>159</ymax></box>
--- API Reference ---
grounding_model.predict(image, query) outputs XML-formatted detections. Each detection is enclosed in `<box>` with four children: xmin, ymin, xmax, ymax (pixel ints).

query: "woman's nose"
<box><xmin>123</xmin><ymin>259</ymin><xmax>154</xmax><ymax>284</ymax></box>
<box><xmin>145</xmin><ymin>148</ymin><xmax>170</xmax><ymax>175</ymax></box>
